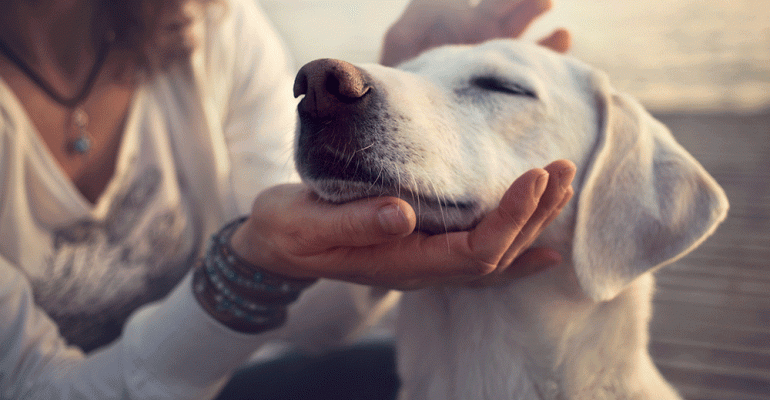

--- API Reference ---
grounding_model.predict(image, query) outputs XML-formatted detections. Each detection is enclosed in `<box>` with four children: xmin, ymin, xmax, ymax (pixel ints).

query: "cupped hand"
<box><xmin>381</xmin><ymin>0</ymin><xmax>571</xmax><ymax>67</ymax></box>
<box><xmin>230</xmin><ymin>160</ymin><xmax>576</xmax><ymax>290</ymax></box>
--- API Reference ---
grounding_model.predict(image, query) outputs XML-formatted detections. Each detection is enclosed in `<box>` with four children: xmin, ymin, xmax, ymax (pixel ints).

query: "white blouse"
<box><xmin>0</xmin><ymin>0</ymin><xmax>369</xmax><ymax>398</ymax></box>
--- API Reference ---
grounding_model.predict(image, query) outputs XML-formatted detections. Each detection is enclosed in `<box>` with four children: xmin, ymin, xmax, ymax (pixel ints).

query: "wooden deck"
<box><xmin>649</xmin><ymin>111</ymin><xmax>770</xmax><ymax>400</ymax></box>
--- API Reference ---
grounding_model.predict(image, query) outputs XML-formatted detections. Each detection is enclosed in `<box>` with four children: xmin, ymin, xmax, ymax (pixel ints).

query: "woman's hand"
<box><xmin>380</xmin><ymin>0</ymin><xmax>571</xmax><ymax>67</ymax></box>
<box><xmin>230</xmin><ymin>160</ymin><xmax>575</xmax><ymax>290</ymax></box>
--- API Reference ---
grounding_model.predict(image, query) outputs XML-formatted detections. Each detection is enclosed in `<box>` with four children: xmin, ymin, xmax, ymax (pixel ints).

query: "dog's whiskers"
<box><xmin>356</xmin><ymin>142</ymin><xmax>375</xmax><ymax>153</ymax></box>
<box><xmin>367</xmin><ymin>164</ymin><xmax>385</xmax><ymax>193</ymax></box>
<box><xmin>409</xmin><ymin>174</ymin><xmax>422</xmax><ymax>232</ymax></box>
<box><xmin>396</xmin><ymin>169</ymin><xmax>402</xmax><ymax>201</ymax></box>
<box><xmin>426</xmin><ymin>177</ymin><xmax>452</xmax><ymax>251</ymax></box>
<box><xmin>343</xmin><ymin>139</ymin><xmax>357</xmax><ymax>170</ymax></box>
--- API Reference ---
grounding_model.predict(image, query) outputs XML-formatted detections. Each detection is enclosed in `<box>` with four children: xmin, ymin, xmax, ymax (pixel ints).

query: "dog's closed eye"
<box><xmin>470</xmin><ymin>76</ymin><xmax>536</xmax><ymax>98</ymax></box>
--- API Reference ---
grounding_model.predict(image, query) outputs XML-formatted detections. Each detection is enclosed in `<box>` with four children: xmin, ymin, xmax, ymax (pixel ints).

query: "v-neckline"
<box><xmin>0</xmin><ymin>75</ymin><xmax>145</xmax><ymax>219</ymax></box>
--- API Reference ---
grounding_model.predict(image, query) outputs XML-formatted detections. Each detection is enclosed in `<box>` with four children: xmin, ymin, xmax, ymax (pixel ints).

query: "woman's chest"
<box><xmin>0</xmin><ymin>84</ymin><xmax>204</xmax><ymax>350</ymax></box>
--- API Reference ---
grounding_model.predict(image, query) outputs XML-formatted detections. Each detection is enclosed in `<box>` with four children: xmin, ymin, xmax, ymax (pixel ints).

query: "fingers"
<box><xmin>540</xmin><ymin>184</ymin><xmax>573</xmax><ymax>229</ymax></box>
<box><xmin>465</xmin><ymin>168</ymin><xmax>549</xmax><ymax>271</ymax></box>
<box><xmin>537</xmin><ymin>28</ymin><xmax>571</xmax><ymax>53</ymax></box>
<box><xmin>498</xmin><ymin>159</ymin><xmax>575</xmax><ymax>266</ymax></box>
<box><xmin>502</xmin><ymin>0</ymin><xmax>552</xmax><ymax>38</ymax></box>
<box><xmin>476</xmin><ymin>0</ymin><xmax>552</xmax><ymax>39</ymax></box>
<box><xmin>380</xmin><ymin>0</ymin><xmax>462</xmax><ymax>66</ymax></box>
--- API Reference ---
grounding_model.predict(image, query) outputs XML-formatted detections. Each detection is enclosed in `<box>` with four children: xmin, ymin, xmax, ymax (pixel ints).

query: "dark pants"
<box><xmin>215</xmin><ymin>342</ymin><xmax>400</xmax><ymax>400</ymax></box>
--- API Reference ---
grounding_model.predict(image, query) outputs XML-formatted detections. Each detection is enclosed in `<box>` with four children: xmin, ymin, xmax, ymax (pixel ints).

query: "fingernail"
<box><xmin>534</xmin><ymin>172</ymin><xmax>549</xmax><ymax>198</ymax></box>
<box><xmin>378</xmin><ymin>204</ymin><xmax>409</xmax><ymax>235</ymax></box>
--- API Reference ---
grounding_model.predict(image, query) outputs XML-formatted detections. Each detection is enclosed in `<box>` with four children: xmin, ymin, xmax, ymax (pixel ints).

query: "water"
<box><xmin>261</xmin><ymin>0</ymin><xmax>770</xmax><ymax>113</ymax></box>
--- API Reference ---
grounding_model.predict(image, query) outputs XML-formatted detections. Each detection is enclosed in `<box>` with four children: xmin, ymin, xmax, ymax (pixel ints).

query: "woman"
<box><xmin>0</xmin><ymin>0</ymin><xmax>572</xmax><ymax>398</ymax></box>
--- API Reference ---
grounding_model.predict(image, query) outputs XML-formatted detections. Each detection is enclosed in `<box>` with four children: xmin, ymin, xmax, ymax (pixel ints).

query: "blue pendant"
<box><xmin>70</xmin><ymin>135</ymin><xmax>92</xmax><ymax>154</ymax></box>
<box><xmin>68</xmin><ymin>108</ymin><xmax>92</xmax><ymax>155</ymax></box>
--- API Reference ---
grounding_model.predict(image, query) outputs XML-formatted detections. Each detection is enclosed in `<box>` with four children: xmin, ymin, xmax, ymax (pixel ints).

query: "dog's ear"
<box><xmin>572</xmin><ymin>87</ymin><xmax>729</xmax><ymax>302</ymax></box>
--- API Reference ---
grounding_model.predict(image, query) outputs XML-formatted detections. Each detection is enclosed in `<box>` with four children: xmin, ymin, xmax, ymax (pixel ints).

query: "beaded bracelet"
<box><xmin>194</xmin><ymin>266</ymin><xmax>287</xmax><ymax>330</ymax></box>
<box><xmin>193</xmin><ymin>217</ymin><xmax>316</xmax><ymax>333</ymax></box>
<box><xmin>211</xmin><ymin>218</ymin><xmax>315</xmax><ymax>297</ymax></box>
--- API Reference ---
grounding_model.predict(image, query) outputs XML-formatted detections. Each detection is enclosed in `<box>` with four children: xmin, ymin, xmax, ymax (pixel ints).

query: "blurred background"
<box><xmin>260</xmin><ymin>1</ymin><xmax>770</xmax><ymax>398</ymax></box>
<box><xmin>262</xmin><ymin>0</ymin><xmax>769</xmax><ymax>114</ymax></box>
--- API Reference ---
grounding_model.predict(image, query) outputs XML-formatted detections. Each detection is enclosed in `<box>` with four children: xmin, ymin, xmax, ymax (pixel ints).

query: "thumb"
<box><xmin>305</xmin><ymin>196</ymin><xmax>417</xmax><ymax>248</ymax></box>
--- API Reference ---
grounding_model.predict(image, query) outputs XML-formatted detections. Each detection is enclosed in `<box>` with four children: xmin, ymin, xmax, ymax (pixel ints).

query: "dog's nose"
<box><xmin>293</xmin><ymin>58</ymin><xmax>372</xmax><ymax>118</ymax></box>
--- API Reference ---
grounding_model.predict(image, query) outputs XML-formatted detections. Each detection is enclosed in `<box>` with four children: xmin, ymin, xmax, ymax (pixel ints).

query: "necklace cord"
<box><xmin>0</xmin><ymin>36</ymin><xmax>111</xmax><ymax>108</ymax></box>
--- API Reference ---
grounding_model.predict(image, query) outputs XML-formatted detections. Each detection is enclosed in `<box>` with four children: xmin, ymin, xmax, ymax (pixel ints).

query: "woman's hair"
<box><xmin>106</xmin><ymin>0</ymin><xmax>223</xmax><ymax>70</ymax></box>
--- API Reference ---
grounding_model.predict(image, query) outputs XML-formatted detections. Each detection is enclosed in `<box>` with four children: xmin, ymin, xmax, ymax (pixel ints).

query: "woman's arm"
<box><xmin>0</xmin><ymin>255</ymin><xmax>275</xmax><ymax>399</ymax></box>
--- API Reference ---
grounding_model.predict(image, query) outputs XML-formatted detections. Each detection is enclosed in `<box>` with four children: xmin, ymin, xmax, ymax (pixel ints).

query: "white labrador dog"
<box><xmin>292</xmin><ymin>40</ymin><xmax>729</xmax><ymax>400</ymax></box>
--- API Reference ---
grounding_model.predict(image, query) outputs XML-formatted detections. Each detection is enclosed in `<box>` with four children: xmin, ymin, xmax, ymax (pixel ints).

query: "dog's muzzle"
<box><xmin>293</xmin><ymin>59</ymin><xmax>389</xmax><ymax>186</ymax></box>
<box><xmin>292</xmin><ymin>59</ymin><xmax>482</xmax><ymax>233</ymax></box>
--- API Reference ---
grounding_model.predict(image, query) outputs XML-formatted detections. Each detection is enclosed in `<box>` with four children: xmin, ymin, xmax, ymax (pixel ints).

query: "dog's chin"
<box><xmin>305</xmin><ymin>178</ymin><xmax>482</xmax><ymax>235</ymax></box>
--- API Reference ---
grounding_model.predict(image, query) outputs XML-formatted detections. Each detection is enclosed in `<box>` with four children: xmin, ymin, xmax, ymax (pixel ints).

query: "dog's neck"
<box><xmin>396</xmin><ymin>267</ymin><xmax>680</xmax><ymax>399</ymax></box>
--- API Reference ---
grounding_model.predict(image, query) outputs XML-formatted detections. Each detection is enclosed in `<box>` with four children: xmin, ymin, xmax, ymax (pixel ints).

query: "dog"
<box><xmin>292</xmin><ymin>40</ymin><xmax>729</xmax><ymax>399</ymax></box>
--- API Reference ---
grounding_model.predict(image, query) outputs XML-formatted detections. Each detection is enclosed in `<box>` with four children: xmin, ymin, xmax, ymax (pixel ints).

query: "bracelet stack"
<box><xmin>193</xmin><ymin>217</ymin><xmax>317</xmax><ymax>333</ymax></box>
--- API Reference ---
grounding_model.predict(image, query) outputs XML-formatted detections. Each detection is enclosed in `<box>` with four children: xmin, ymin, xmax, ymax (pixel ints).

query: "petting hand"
<box><xmin>380</xmin><ymin>0</ymin><xmax>571</xmax><ymax>67</ymax></box>
<box><xmin>230</xmin><ymin>160</ymin><xmax>576</xmax><ymax>291</ymax></box>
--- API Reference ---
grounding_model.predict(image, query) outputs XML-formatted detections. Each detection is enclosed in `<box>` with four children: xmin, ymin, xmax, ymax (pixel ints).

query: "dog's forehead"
<box><xmin>400</xmin><ymin>40</ymin><xmax>572</xmax><ymax>81</ymax></box>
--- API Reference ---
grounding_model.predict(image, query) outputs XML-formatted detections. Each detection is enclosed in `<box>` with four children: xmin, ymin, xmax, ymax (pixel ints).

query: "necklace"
<box><xmin>0</xmin><ymin>34</ymin><xmax>111</xmax><ymax>156</ymax></box>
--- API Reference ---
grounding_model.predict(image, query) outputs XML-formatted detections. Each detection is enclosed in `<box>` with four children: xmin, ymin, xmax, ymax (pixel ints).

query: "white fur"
<box><xmin>295</xmin><ymin>40</ymin><xmax>729</xmax><ymax>399</ymax></box>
